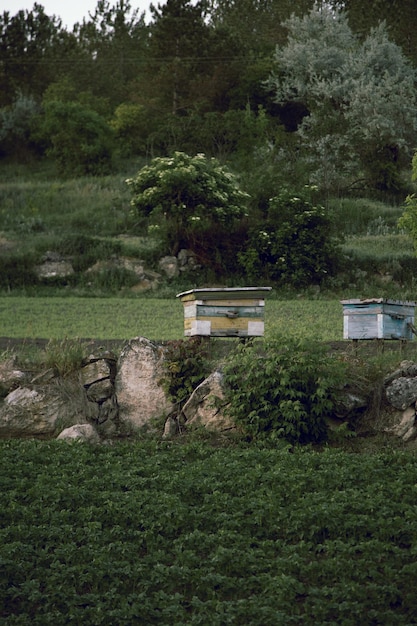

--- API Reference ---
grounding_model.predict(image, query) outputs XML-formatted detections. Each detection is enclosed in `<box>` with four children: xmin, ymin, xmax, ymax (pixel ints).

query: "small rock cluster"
<box><xmin>34</xmin><ymin>249</ymin><xmax>200</xmax><ymax>291</ymax></box>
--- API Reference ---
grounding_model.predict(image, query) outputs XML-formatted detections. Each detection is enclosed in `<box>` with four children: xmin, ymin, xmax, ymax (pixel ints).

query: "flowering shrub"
<box><xmin>126</xmin><ymin>152</ymin><xmax>248</xmax><ymax>258</ymax></box>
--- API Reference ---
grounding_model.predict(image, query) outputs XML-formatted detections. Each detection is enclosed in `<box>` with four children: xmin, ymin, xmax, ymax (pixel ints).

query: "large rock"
<box><xmin>177</xmin><ymin>249</ymin><xmax>201</xmax><ymax>272</ymax></box>
<box><xmin>385</xmin><ymin>377</ymin><xmax>417</xmax><ymax>410</ymax></box>
<box><xmin>385</xmin><ymin>406</ymin><xmax>417</xmax><ymax>441</ymax></box>
<box><xmin>158</xmin><ymin>256</ymin><xmax>179</xmax><ymax>278</ymax></box>
<box><xmin>115</xmin><ymin>337</ymin><xmax>173</xmax><ymax>433</ymax></box>
<box><xmin>333</xmin><ymin>389</ymin><xmax>368</xmax><ymax>420</ymax></box>
<box><xmin>34</xmin><ymin>252</ymin><xmax>74</xmax><ymax>279</ymax></box>
<box><xmin>182</xmin><ymin>371</ymin><xmax>236</xmax><ymax>432</ymax></box>
<box><xmin>384</xmin><ymin>360</ymin><xmax>417</xmax><ymax>386</ymax></box>
<box><xmin>0</xmin><ymin>376</ymin><xmax>97</xmax><ymax>439</ymax></box>
<box><xmin>0</xmin><ymin>358</ymin><xmax>28</xmax><ymax>396</ymax></box>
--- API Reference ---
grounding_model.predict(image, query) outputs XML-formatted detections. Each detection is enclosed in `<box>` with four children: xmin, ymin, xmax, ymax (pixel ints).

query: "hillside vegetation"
<box><xmin>0</xmin><ymin>160</ymin><xmax>416</xmax><ymax>300</ymax></box>
<box><xmin>2</xmin><ymin>3</ymin><xmax>417</xmax><ymax>298</ymax></box>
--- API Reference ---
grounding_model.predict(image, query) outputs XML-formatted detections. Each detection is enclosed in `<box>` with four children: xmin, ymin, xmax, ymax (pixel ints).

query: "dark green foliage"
<box><xmin>127</xmin><ymin>152</ymin><xmax>249</xmax><ymax>261</ymax></box>
<box><xmin>55</xmin><ymin>235</ymin><xmax>122</xmax><ymax>272</ymax></box>
<box><xmin>39</xmin><ymin>102</ymin><xmax>115</xmax><ymax>176</ymax></box>
<box><xmin>240</xmin><ymin>188</ymin><xmax>339</xmax><ymax>287</ymax></box>
<box><xmin>0</xmin><ymin>94</ymin><xmax>41</xmax><ymax>160</ymax></box>
<box><xmin>0</xmin><ymin>254</ymin><xmax>39</xmax><ymax>290</ymax></box>
<box><xmin>223</xmin><ymin>337</ymin><xmax>347</xmax><ymax>444</ymax></box>
<box><xmin>2</xmin><ymin>440</ymin><xmax>417</xmax><ymax>624</ymax></box>
<box><xmin>159</xmin><ymin>338</ymin><xmax>210</xmax><ymax>405</ymax></box>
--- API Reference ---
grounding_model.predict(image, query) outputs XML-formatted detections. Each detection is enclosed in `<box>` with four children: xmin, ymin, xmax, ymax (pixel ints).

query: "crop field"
<box><xmin>2</xmin><ymin>439</ymin><xmax>417</xmax><ymax>624</ymax></box>
<box><xmin>0</xmin><ymin>297</ymin><xmax>343</xmax><ymax>342</ymax></box>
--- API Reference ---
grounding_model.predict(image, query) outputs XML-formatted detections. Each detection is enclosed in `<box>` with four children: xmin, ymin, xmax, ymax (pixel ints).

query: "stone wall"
<box><xmin>2</xmin><ymin>340</ymin><xmax>417</xmax><ymax>444</ymax></box>
<box><xmin>0</xmin><ymin>337</ymin><xmax>231</xmax><ymax>443</ymax></box>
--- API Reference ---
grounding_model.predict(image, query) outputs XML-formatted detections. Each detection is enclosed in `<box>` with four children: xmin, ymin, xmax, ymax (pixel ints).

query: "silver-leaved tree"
<box><xmin>266</xmin><ymin>5</ymin><xmax>417</xmax><ymax>194</ymax></box>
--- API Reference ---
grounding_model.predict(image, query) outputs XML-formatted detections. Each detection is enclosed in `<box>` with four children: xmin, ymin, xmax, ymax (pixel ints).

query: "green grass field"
<box><xmin>0</xmin><ymin>297</ymin><xmax>343</xmax><ymax>342</ymax></box>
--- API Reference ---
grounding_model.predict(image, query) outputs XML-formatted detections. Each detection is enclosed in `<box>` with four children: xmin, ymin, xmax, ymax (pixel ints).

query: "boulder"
<box><xmin>158</xmin><ymin>256</ymin><xmax>179</xmax><ymax>279</ymax></box>
<box><xmin>162</xmin><ymin>415</ymin><xmax>179</xmax><ymax>439</ymax></box>
<box><xmin>34</xmin><ymin>252</ymin><xmax>74</xmax><ymax>279</ymax></box>
<box><xmin>182</xmin><ymin>371</ymin><xmax>236</xmax><ymax>432</ymax></box>
<box><xmin>57</xmin><ymin>423</ymin><xmax>100</xmax><ymax>444</ymax></box>
<box><xmin>85</xmin><ymin>257</ymin><xmax>145</xmax><ymax>279</ymax></box>
<box><xmin>384</xmin><ymin>360</ymin><xmax>417</xmax><ymax>386</ymax></box>
<box><xmin>385</xmin><ymin>406</ymin><xmax>416</xmax><ymax>440</ymax></box>
<box><xmin>86</xmin><ymin>379</ymin><xmax>114</xmax><ymax>403</ymax></box>
<box><xmin>385</xmin><ymin>377</ymin><xmax>417</xmax><ymax>410</ymax></box>
<box><xmin>177</xmin><ymin>249</ymin><xmax>201</xmax><ymax>272</ymax></box>
<box><xmin>0</xmin><ymin>358</ymin><xmax>28</xmax><ymax>396</ymax></box>
<box><xmin>81</xmin><ymin>358</ymin><xmax>115</xmax><ymax>387</ymax></box>
<box><xmin>333</xmin><ymin>389</ymin><xmax>368</xmax><ymax>420</ymax></box>
<box><xmin>115</xmin><ymin>337</ymin><xmax>173</xmax><ymax>433</ymax></box>
<box><xmin>0</xmin><ymin>376</ymin><xmax>98</xmax><ymax>439</ymax></box>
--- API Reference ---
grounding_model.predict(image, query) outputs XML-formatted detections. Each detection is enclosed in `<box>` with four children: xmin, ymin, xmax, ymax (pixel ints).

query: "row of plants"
<box><xmin>2</xmin><ymin>439</ymin><xmax>417</xmax><ymax>624</ymax></box>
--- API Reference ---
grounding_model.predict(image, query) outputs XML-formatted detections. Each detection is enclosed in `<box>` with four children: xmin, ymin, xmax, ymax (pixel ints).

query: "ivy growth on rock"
<box><xmin>160</xmin><ymin>338</ymin><xmax>211</xmax><ymax>406</ymax></box>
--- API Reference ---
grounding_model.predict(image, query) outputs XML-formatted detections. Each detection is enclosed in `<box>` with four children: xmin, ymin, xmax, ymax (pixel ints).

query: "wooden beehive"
<box><xmin>176</xmin><ymin>287</ymin><xmax>272</xmax><ymax>337</ymax></box>
<box><xmin>340</xmin><ymin>298</ymin><xmax>417</xmax><ymax>340</ymax></box>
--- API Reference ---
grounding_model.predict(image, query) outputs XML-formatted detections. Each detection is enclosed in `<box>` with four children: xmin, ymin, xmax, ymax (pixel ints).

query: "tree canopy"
<box><xmin>1</xmin><ymin>0</ymin><xmax>417</xmax><ymax>195</ymax></box>
<box><xmin>266</xmin><ymin>6</ymin><xmax>417</xmax><ymax>192</ymax></box>
<box><xmin>127</xmin><ymin>151</ymin><xmax>248</xmax><ymax>256</ymax></box>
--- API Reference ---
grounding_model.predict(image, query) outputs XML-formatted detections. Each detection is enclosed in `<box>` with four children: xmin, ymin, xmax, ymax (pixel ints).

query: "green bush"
<box><xmin>239</xmin><ymin>188</ymin><xmax>339</xmax><ymax>287</ymax></box>
<box><xmin>126</xmin><ymin>152</ymin><xmax>249</xmax><ymax>258</ymax></box>
<box><xmin>0</xmin><ymin>255</ymin><xmax>39</xmax><ymax>290</ymax></box>
<box><xmin>39</xmin><ymin>101</ymin><xmax>114</xmax><ymax>176</ymax></box>
<box><xmin>223</xmin><ymin>337</ymin><xmax>347</xmax><ymax>444</ymax></box>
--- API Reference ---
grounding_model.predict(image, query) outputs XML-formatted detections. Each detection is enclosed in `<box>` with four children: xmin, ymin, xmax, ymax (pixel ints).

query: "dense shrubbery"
<box><xmin>0</xmin><ymin>254</ymin><xmax>39</xmax><ymax>290</ymax></box>
<box><xmin>39</xmin><ymin>102</ymin><xmax>115</xmax><ymax>176</ymax></box>
<box><xmin>240</xmin><ymin>188</ymin><xmax>339</xmax><ymax>287</ymax></box>
<box><xmin>159</xmin><ymin>338</ymin><xmax>211</xmax><ymax>405</ymax></box>
<box><xmin>127</xmin><ymin>151</ymin><xmax>249</xmax><ymax>257</ymax></box>
<box><xmin>223</xmin><ymin>337</ymin><xmax>347</xmax><ymax>444</ymax></box>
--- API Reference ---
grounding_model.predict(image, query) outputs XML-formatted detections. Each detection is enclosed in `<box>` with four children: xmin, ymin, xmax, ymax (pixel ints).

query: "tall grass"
<box><xmin>0</xmin><ymin>177</ymin><xmax>132</xmax><ymax>237</ymax></box>
<box><xmin>328</xmin><ymin>197</ymin><xmax>405</xmax><ymax>236</ymax></box>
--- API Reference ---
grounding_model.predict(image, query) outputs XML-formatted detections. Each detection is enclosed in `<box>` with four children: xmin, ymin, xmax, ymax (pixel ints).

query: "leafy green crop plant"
<box><xmin>3</xmin><ymin>441</ymin><xmax>417</xmax><ymax>624</ymax></box>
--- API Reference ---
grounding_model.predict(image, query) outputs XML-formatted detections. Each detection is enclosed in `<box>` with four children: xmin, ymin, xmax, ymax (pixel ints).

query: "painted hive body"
<box><xmin>177</xmin><ymin>287</ymin><xmax>272</xmax><ymax>337</ymax></box>
<box><xmin>340</xmin><ymin>299</ymin><xmax>416</xmax><ymax>340</ymax></box>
